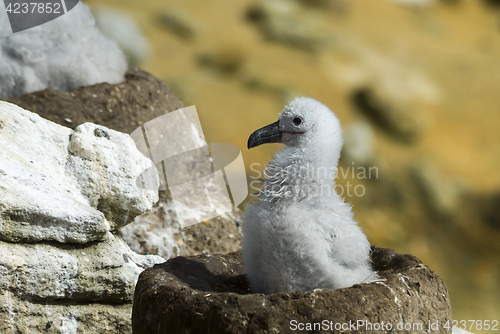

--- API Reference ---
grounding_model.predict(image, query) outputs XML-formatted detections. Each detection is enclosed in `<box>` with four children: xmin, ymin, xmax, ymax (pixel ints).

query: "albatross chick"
<box><xmin>242</xmin><ymin>97</ymin><xmax>378</xmax><ymax>294</ymax></box>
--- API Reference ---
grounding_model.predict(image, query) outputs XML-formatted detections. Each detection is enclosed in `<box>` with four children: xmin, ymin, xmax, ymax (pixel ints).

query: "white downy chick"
<box><xmin>242</xmin><ymin>97</ymin><xmax>378</xmax><ymax>294</ymax></box>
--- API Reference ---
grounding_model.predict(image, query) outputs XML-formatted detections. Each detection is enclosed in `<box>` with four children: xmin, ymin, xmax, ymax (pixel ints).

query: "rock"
<box><xmin>341</xmin><ymin>121</ymin><xmax>375</xmax><ymax>166</ymax></box>
<box><xmin>242</xmin><ymin>66</ymin><xmax>301</xmax><ymax>104</ymax></box>
<box><xmin>3</xmin><ymin>68</ymin><xmax>184</xmax><ymax>134</ymax></box>
<box><xmin>123</xmin><ymin>104</ymin><xmax>244</xmax><ymax>257</ymax></box>
<box><xmin>0</xmin><ymin>2</ymin><xmax>127</xmax><ymax>98</ymax></box>
<box><xmin>0</xmin><ymin>233</ymin><xmax>162</xmax><ymax>303</ymax></box>
<box><xmin>0</xmin><ymin>102</ymin><xmax>157</xmax><ymax>242</ymax></box>
<box><xmin>132</xmin><ymin>247</ymin><xmax>452</xmax><ymax>334</ymax></box>
<box><xmin>0</xmin><ymin>102</ymin><xmax>164</xmax><ymax>333</ymax></box>
<box><xmin>412</xmin><ymin>161</ymin><xmax>464</xmax><ymax>216</ymax></box>
<box><xmin>3</xmin><ymin>68</ymin><xmax>243</xmax><ymax>260</ymax></box>
<box><xmin>68</xmin><ymin>123</ymin><xmax>159</xmax><ymax>229</ymax></box>
<box><xmin>484</xmin><ymin>0</ymin><xmax>500</xmax><ymax>5</ymax></box>
<box><xmin>352</xmin><ymin>87</ymin><xmax>424</xmax><ymax>143</ymax></box>
<box><xmin>474</xmin><ymin>192</ymin><xmax>500</xmax><ymax>230</ymax></box>
<box><xmin>122</xmin><ymin>200</ymin><xmax>242</xmax><ymax>259</ymax></box>
<box><xmin>0</xmin><ymin>300</ymin><xmax>132</xmax><ymax>333</ymax></box>
<box><xmin>246</xmin><ymin>0</ymin><xmax>331</xmax><ymax>51</ymax></box>
<box><xmin>197</xmin><ymin>41</ymin><xmax>246</xmax><ymax>74</ymax></box>
<box><xmin>93</xmin><ymin>6</ymin><xmax>151</xmax><ymax>67</ymax></box>
<box><xmin>158</xmin><ymin>8</ymin><xmax>199</xmax><ymax>40</ymax></box>
<box><xmin>385</xmin><ymin>0</ymin><xmax>436</xmax><ymax>7</ymax></box>
<box><xmin>298</xmin><ymin>0</ymin><xmax>346</xmax><ymax>10</ymax></box>
<box><xmin>0</xmin><ymin>233</ymin><xmax>163</xmax><ymax>333</ymax></box>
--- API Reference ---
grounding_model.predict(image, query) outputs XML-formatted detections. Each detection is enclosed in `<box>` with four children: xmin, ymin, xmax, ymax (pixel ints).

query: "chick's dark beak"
<box><xmin>247</xmin><ymin>120</ymin><xmax>282</xmax><ymax>149</ymax></box>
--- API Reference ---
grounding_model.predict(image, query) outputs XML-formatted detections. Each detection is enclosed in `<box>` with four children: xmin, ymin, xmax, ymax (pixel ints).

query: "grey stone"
<box><xmin>197</xmin><ymin>45</ymin><xmax>246</xmax><ymax>74</ymax></box>
<box><xmin>122</xmin><ymin>200</ymin><xmax>242</xmax><ymax>259</ymax></box>
<box><xmin>3</xmin><ymin>68</ymin><xmax>185</xmax><ymax>135</ymax></box>
<box><xmin>0</xmin><ymin>69</ymin><xmax>249</xmax><ymax>333</ymax></box>
<box><xmin>158</xmin><ymin>8</ymin><xmax>199</xmax><ymax>40</ymax></box>
<box><xmin>3</xmin><ymin>68</ymin><xmax>242</xmax><ymax>262</ymax></box>
<box><xmin>132</xmin><ymin>247</ymin><xmax>452</xmax><ymax>334</ymax></box>
<box><xmin>341</xmin><ymin>121</ymin><xmax>375</xmax><ymax>166</ymax></box>
<box><xmin>412</xmin><ymin>161</ymin><xmax>464</xmax><ymax>216</ymax></box>
<box><xmin>478</xmin><ymin>192</ymin><xmax>500</xmax><ymax>229</ymax></box>
<box><xmin>0</xmin><ymin>295</ymin><xmax>134</xmax><ymax>333</ymax></box>
<box><xmin>352</xmin><ymin>87</ymin><xmax>425</xmax><ymax>143</ymax></box>
<box><xmin>0</xmin><ymin>98</ymin><xmax>165</xmax><ymax>333</ymax></box>
<box><xmin>0</xmin><ymin>232</ymin><xmax>163</xmax><ymax>303</ymax></box>
<box><xmin>385</xmin><ymin>0</ymin><xmax>436</xmax><ymax>7</ymax></box>
<box><xmin>0</xmin><ymin>102</ymin><xmax>158</xmax><ymax>243</ymax></box>
<box><xmin>68</xmin><ymin>123</ymin><xmax>158</xmax><ymax>230</ymax></box>
<box><xmin>247</xmin><ymin>0</ymin><xmax>332</xmax><ymax>51</ymax></box>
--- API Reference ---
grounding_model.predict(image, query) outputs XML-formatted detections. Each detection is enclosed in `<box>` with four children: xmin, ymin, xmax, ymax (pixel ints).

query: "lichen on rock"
<box><xmin>0</xmin><ymin>101</ymin><xmax>163</xmax><ymax>333</ymax></box>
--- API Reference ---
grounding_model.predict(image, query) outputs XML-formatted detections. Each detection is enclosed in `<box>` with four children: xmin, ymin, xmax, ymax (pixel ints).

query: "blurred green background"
<box><xmin>86</xmin><ymin>0</ymin><xmax>500</xmax><ymax>331</ymax></box>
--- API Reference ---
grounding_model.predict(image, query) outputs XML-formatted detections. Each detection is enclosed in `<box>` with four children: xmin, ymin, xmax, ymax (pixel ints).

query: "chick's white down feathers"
<box><xmin>242</xmin><ymin>97</ymin><xmax>378</xmax><ymax>294</ymax></box>
<box><xmin>0</xmin><ymin>2</ymin><xmax>127</xmax><ymax>98</ymax></box>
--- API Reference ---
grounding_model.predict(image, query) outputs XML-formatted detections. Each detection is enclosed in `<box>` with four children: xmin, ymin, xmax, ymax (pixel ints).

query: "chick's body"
<box><xmin>242</xmin><ymin>97</ymin><xmax>377</xmax><ymax>294</ymax></box>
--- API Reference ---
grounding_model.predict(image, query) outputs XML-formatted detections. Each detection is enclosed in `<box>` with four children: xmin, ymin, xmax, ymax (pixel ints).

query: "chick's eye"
<box><xmin>293</xmin><ymin>117</ymin><xmax>302</xmax><ymax>126</ymax></box>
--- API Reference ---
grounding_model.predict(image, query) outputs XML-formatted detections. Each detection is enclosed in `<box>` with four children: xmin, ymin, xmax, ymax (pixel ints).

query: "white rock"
<box><xmin>0</xmin><ymin>232</ymin><xmax>163</xmax><ymax>302</ymax></box>
<box><xmin>0</xmin><ymin>101</ymin><xmax>164</xmax><ymax>333</ymax></box>
<box><xmin>67</xmin><ymin>123</ymin><xmax>159</xmax><ymax>229</ymax></box>
<box><xmin>121</xmin><ymin>201</ymin><xmax>183</xmax><ymax>260</ymax></box>
<box><xmin>0</xmin><ymin>101</ymin><xmax>158</xmax><ymax>243</ymax></box>
<box><xmin>0</xmin><ymin>291</ymin><xmax>141</xmax><ymax>333</ymax></box>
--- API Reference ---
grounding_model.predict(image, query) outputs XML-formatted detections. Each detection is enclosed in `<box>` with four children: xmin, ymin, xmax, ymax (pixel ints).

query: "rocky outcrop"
<box><xmin>0</xmin><ymin>102</ymin><xmax>157</xmax><ymax>242</ymax></box>
<box><xmin>0</xmin><ymin>101</ymin><xmax>164</xmax><ymax>333</ymax></box>
<box><xmin>132</xmin><ymin>247</ymin><xmax>452</xmax><ymax>334</ymax></box>
<box><xmin>351</xmin><ymin>87</ymin><xmax>425</xmax><ymax>143</ymax></box>
<box><xmin>411</xmin><ymin>161</ymin><xmax>464</xmax><ymax>217</ymax></box>
<box><xmin>158</xmin><ymin>8</ymin><xmax>200</xmax><ymax>40</ymax></box>
<box><xmin>3</xmin><ymin>68</ymin><xmax>243</xmax><ymax>260</ymax></box>
<box><xmin>123</xmin><ymin>204</ymin><xmax>242</xmax><ymax>260</ymax></box>
<box><xmin>247</xmin><ymin>0</ymin><xmax>332</xmax><ymax>51</ymax></box>
<box><xmin>3</xmin><ymin>68</ymin><xmax>184</xmax><ymax>135</ymax></box>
